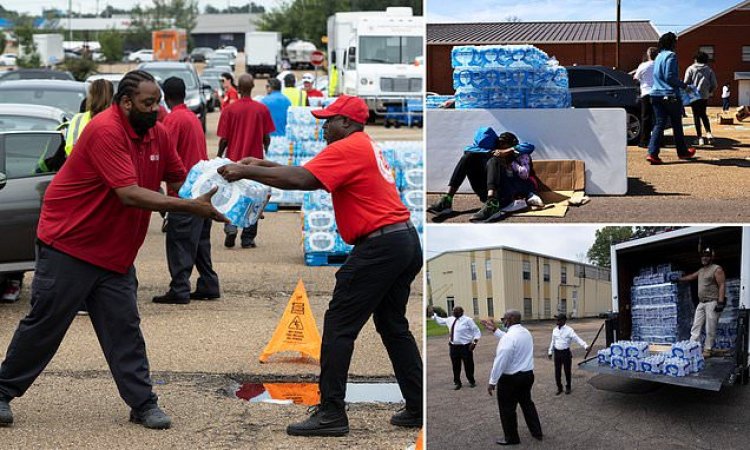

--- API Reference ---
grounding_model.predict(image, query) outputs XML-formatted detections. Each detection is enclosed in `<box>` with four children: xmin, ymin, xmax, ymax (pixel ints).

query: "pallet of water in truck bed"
<box><xmin>304</xmin><ymin>251</ymin><xmax>350</xmax><ymax>267</ymax></box>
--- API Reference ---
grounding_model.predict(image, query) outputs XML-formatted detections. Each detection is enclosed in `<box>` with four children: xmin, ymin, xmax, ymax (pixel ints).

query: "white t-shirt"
<box><xmin>634</xmin><ymin>61</ymin><xmax>655</xmax><ymax>97</ymax></box>
<box><xmin>722</xmin><ymin>86</ymin><xmax>731</xmax><ymax>99</ymax></box>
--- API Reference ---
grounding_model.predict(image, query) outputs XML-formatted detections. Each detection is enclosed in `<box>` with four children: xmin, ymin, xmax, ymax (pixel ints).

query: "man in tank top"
<box><xmin>677</xmin><ymin>247</ymin><xmax>726</xmax><ymax>358</ymax></box>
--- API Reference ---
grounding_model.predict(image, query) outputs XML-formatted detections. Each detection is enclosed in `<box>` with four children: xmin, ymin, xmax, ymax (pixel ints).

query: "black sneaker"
<box><xmin>286</xmin><ymin>405</ymin><xmax>349</xmax><ymax>437</ymax></box>
<box><xmin>0</xmin><ymin>399</ymin><xmax>13</xmax><ymax>426</ymax></box>
<box><xmin>469</xmin><ymin>198</ymin><xmax>500</xmax><ymax>222</ymax></box>
<box><xmin>224</xmin><ymin>233</ymin><xmax>237</xmax><ymax>248</ymax></box>
<box><xmin>189</xmin><ymin>291</ymin><xmax>221</xmax><ymax>300</ymax></box>
<box><xmin>129</xmin><ymin>405</ymin><xmax>172</xmax><ymax>429</ymax></box>
<box><xmin>390</xmin><ymin>408</ymin><xmax>422</xmax><ymax>428</ymax></box>
<box><xmin>152</xmin><ymin>293</ymin><xmax>190</xmax><ymax>305</ymax></box>
<box><xmin>427</xmin><ymin>195</ymin><xmax>453</xmax><ymax>215</ymax></box>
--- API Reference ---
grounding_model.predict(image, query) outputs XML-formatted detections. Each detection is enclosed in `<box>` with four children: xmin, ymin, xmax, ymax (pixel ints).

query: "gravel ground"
<box><xmin>426</xmin><ymin>318</ymin><xmax>750</xmax><ymax>449</ymax></box>
<box><xmin>0</xmin><ymin>110</ymin><xmax>423</xmax><ymax>449</ymax></box>
<box><xmin>427</xmin><ymin>107</ymin><xmax>750</xmax><ymax>223</ymax></box>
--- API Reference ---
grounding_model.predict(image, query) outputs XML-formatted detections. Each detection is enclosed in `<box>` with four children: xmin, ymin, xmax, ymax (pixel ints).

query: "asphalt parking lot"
<box><xmin>426</xmin><ymin>318</ymin><xmax>750</xmax><ymax>449</ymax></box>
<box><xmin>427</xmin><ymin>107</ymin><xmax>750</xmax><ymax>223</ymax></box>
<box><xmin>0</xmin><ymin>104</ymin><xmax>423</xmax><ymax>448</ymax></box>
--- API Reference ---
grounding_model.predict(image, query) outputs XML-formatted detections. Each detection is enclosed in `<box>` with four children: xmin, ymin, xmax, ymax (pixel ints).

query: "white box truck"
<box><xmin>326</xmin><ymin>7</ymin><xmax>424</xmax><ymax>117</ymax></box>
<box><xmin>579</xmin><ymin>226</ymin><xmax>750</xmax><ymax>391</ymax></box>
<box><xmin>285</xmin><ymin>40</ymin><xmax>317</xmax><ymax>70</ymax></box>
<box><xmin>244</xmin><ymin>31</ymin><xmax>281</xmax><ymax>77</ymax></box>
<box><xmin>19</xmin><ymin>34</ymin><xmax>64</xmax><ymax>67</ymax></box>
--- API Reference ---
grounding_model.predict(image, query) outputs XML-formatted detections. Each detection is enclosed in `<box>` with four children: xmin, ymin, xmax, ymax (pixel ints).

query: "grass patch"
<box><xmin>426</xmin><ymin>318</ymin><xmax>488</xmax><ymax>338</ymax></box>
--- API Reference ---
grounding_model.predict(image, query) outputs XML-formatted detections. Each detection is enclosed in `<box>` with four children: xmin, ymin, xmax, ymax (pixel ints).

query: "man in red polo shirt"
<box><xmin>153</xmin><ymin>77</ymin><xmax>220</xmax><ymax>305</ymax></box>
<box><xmin>216</xmin><ymin>73</ymin><xmax>275</xmax><ymax>249</ymax></box>
<box><xmin>0</xmin><ymin>70</ymin><xmax>227</xmax><ymax>430</ymax></box>
<box><xmin>218</xmin><ymin>95</ymin><xmax>423</xmax><ymax>436</ymax></box>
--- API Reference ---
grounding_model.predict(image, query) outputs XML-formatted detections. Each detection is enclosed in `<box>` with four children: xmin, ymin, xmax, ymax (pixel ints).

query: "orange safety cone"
<box><xmin>415</xmin><ymin>428</ymin><xmax>424</xmax><ymax>450</ymax></box>
<box><xmin>259</xmin><ymin>279</ymin><xmax>322</xmax><ymax>363</ymax></box>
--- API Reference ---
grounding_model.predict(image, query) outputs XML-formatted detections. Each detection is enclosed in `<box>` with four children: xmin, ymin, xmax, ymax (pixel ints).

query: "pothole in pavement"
<box><xmin>223</xmin><ymin>380</ymin><xmax>404</xmax><ymax>406</ymax></box>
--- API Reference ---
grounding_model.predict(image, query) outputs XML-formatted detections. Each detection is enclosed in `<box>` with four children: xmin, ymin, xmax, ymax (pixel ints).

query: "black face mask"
<box><xmin>129</xmin><ymin>108</ymin><xmax>158</xmax><ymax>136</ymax></box>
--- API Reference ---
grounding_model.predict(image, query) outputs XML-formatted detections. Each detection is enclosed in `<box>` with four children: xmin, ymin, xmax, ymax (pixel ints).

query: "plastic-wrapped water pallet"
<box><xmin>450</xmin><ymin>44</ymin><xmax>571</xmax><ymax>109</ymax></box>
<box><xmin>630</xmin><ymin>265</ymin><xmax>693</xmax><ymax>344</ymax></box>
<box><xmin>599</xmin><ymin>340</ymin><xmax>704</xmax><ymax>377</ymax></box>
<box><xmin>426</xmin><ymin>95</ymin><xmax>455</xmax><ymax>109</ymax></box>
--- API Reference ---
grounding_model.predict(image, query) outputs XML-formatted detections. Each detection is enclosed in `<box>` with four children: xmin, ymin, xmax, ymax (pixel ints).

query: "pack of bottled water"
<box><xmin>597</xmin><ymin>348</ymin><xmax>612</xmax><ymax>365</ymax></box>
<box><xmin>663</xmin><ymin>357</ymin><xmax>692</xmax><ymax>377</ymax></box>
<box><xmin>609</xmin><ymin>340</ymin><xmax>650</xmax><ymax>358</ymax></box>
<box><xmin>302</xmin><ymin>191</ymin><xmax>352</xmax><ymax>254</ymax></box>
<box><xmin>426</xmin><ymin>95</ymin><xmax>455</xmax><ymax>109</ymax></box>
<box><xmin>639</xmin><ymin>354</ymin><xmax>666</xmax><ymax>374</ymax></box>
<box><xmin>715</xmin><ymin>278</ymin><xmax>741</xmax><ymax>350</ymax></box>
<box><xmin>670</xmin><ymin>340</ymin><xmax>701</xmax><ymax>359</ymax></box>
<box><xmin>451</xmin><ymin>44</ymin><xmax>571</xmax><ymax>109</ymax></box>
<box><xmin>267</xmin><ymin>136</ymin><xmax>293</xmax><ymax>159</ymax></box>
<box><xmin>179</xmin><ymin>158</ymin><xmax>270</xmax><ymax>228</ymax></box>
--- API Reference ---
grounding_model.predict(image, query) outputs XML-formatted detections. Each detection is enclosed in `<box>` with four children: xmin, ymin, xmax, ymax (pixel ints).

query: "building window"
<box><xmin>543</xmin><ymin>263</ymin><xmax>550</xmax><ymax>282</ymax></box>
<box><xmin>743</xmin><ymin>46</ymin><xmax>750</xmax><ymax>63</ymax></box>
<box><xmin>576</xmin><ymin>264</ymin><xmax>585</xmax><ymax>278</ymax></box>
<box><xmin>699</xmin><ymin>45</ymin><xmax>714</xmax><ymax>62</ymax></box>
<box><xmin>561</xmin><ymin>266</ymin><xmax>567</xmax><ymax>284</ymax></box>
<box><xmin>523</xmin><ymin>298</ymin><xmax>533</xmax><ymax>319</ymax></box>
<box><xmin>487</xmin><ymin>297</ymin><xmax>494</xmax><ymax>317</ymax></box>
<box><xmin>523</xmin><ymin>261</ymin><xmax>531</xmax><ymax>280</ymax></box>
<box><xmin>472</xmin><ymin>297</ymin><xmax>479</xmax><ymax>316</ymax></box>
<box><xmin>559</xmin><ymin>299</ymin><xmax>567</xmax><ymax>315</ymax></box>
<box><xmin>544</xmin><ymin>298</ymin><xmax>551</xmax><ymax>318</ymax></box>
<box><xmin>470</xmin><ymin>262</ymin><xmax>477</xmax><ymax>281</ymax></box>
<box><xmin>447</xmin><ymin>296</ymin><xmax>455</xmax><ymax>312</ymax></box>
<box><xmin>485</xmin><ymin>259</ymin><xmax>492</xmax><ymax>279</ymax></box>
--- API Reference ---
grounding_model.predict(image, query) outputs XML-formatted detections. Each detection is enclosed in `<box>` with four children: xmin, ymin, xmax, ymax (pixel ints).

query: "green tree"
<box><xmin>99</xmin><ymin>28</ymin><xmax>124</xmax><ymax>63</ymax></box>
<box><xmin>63</xmin><ymin>57</ymin><xmax>98</xmax><ymax>81</ymax></box>
<box><xmin>587</xmin><ymin>227</ymin><xmax>634</xmax><ymax>268</ymax></box>
<box><xmin>15</xmin><ymin>21</ymin><xmax>41</xmax><ymax>68</ymax></box>
<box><xmin>0</xmin><ymin>33</ymin><xmax>6</xmax><ymax>54</ymax></box>
<box><xmin>259</xmin><ymin>0</ymin><xmax>421</xmax><ymax>47</ymax></box>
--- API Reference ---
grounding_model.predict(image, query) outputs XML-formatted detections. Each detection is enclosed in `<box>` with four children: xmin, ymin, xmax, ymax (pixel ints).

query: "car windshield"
<box><xmin>0</xmin><ymin>114</ymin><xmax>59</xmax><ymax>131</ymax></box>
<box><xmin>143</xmin><ymin>68</ymin><xmax>198</xmax><ymax>89</ymax></box>
<box><xmin>0</xmin><ymin>88</ymin><xmax>85</xmax><ymax>115</ymax></box>
<box><xmin>359</xmin><ymin>36</ymin><xmax>423</xmax><ymax>64</ymax></box>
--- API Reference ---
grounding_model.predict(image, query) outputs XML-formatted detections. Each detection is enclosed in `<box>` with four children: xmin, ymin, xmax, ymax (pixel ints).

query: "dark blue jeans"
<box><xmin>649</xmin><ymin>96</ymin><xmax>689</xmax><ymax>158</ymax></box>
<box><xmin>723</xmin><ymin>98</ymin><xmax>730</xmax><ymax>111</ymax></box>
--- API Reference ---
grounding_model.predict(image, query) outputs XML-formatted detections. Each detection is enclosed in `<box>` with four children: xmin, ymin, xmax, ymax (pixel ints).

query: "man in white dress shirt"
<box><xmin>487</xmin><ymin>310</ymin><xmax>543</xmax><ymax>446</ymax></box>
<box><xmin>428</xmin><ymin>305</ymin><xmax>482</xmax><ymax>390</ymax></box>
<box><xmin>547</xmin><ymin>314</ymin><xmax>588</xmax><ymax>395</ymax></box>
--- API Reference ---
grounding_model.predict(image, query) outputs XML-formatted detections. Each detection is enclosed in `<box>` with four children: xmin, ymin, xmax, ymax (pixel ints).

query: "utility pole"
<box><xmin>68</xmin><ymin>0</ymin><xmax>72</xmax><ymax>41</ymax></box>
<box><xmin>615</xmin><ymin>0</ymin><xmax>621</xmax><ymax>70</ymax></box>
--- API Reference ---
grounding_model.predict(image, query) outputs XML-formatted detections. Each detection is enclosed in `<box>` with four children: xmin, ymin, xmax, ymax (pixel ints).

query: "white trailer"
<box><xmin>579</xmin><ymin>226</ymin><xmax>750</xmax><ymax>391</ymax></box>
<box><xmin>244</xmin><ymin>31</ymin><xmax>281</xmax><ymax>77</ymax></box>
<box><xmin>285</xmin><ymin>40</ymin><xmax>317</xmax><ymax>70</ymax></box>
<box><xmin>326</xmin><ymin>7</ymin><xmax>423</xmax><ymax>117</ymax></box>
<box><xmin>19</xmin><ymin>34</ymin><xmax>64</xmax><ymax>67</ymax></box>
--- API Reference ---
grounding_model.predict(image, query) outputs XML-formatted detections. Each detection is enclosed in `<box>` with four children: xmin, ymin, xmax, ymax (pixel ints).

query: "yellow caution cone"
<box><xmin>259</xmin><ymin>279</ymin><xmax>322</xmax><ymax>363</ymax></box>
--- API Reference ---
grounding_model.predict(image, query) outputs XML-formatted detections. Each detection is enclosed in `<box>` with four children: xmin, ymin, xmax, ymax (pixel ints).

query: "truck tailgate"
<box><xmin>578</xmin><ymin>357</ymin><xmax>736</xmax><ymax>391</ymax></box>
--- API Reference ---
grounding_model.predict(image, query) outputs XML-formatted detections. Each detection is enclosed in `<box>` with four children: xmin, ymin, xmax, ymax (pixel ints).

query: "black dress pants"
<box><xmin>449</xmin><ymin>343</ymin><xmax>475</xmax><ymax>386</ymax></box>
<box><xmin>497</xmin><ymin>370</ymin><xmax>543</xmax><ymax>443</ymax></box>
<box><xmin>554</xmin><ymin>348</ymin><xmax>572</xmax><ymax>390</ymax></box>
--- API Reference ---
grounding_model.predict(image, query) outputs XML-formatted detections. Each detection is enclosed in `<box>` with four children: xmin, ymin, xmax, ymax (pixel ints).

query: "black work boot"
<box><xmin>390</xmin><ymin>407</ymin><xmax>422</xmax><ymax>428</ymax></box>
<box><xmin>0</xmin><ymin>399</ymin><xmax>13</xmax><ymax>426</ymax></box>
<box><xmin>129</xmin><ymin>404</ymin><xmax>172</xmax><ymax>430</ymax></box>
<box><xmin>286</xmin><ymin>404</ymin><xmax>349</xmax><ymax>437</ymax></box>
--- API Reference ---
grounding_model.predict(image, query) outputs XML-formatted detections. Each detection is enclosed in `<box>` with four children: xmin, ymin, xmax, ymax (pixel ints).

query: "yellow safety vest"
<box><xmin>64</xmin><ymin>111</ymin><xmax>92</xmax><ymax>155</ymax></box>
<box><xmin>328</xmin><ymin>65</ymin><xmax>338</xmax><ymax>97</ymax></box>
<box><xmin>282</xmin><ymin>87</ymin><xmax>307</xmax><ymax>107</ymax></box>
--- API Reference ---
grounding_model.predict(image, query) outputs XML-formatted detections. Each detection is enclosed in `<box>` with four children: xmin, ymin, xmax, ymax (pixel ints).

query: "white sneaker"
<box><xmin>526</xmin><ymin>194</ymin><xmax>544</xmax><ymax>207</ymax></box>
<box><xmin>697</xmin><ymin>137</ymin><xmax>705</xmax><ymax>146</ymax></box>
<box><xmin>705</xmin><ymin>133</ymin><xmax>714</xmax><ymax>145</ymax></box>
<box><xmin>1</xmin><ymin>280</ymin><xmax>21</xmax><ymax>302</ymax></box>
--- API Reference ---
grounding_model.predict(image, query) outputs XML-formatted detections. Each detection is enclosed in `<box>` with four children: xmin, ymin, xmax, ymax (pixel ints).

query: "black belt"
<box><xmin>358</xmin><ymin>221</ymin><xmax>412</xmax><ymax>244</ymax></box>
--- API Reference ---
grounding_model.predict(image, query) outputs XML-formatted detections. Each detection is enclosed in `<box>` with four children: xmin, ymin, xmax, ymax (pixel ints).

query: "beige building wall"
<box><xmin>426</xmin><ymin>247</ymin><xmax>612</xmax><ymax>321</ymax></box>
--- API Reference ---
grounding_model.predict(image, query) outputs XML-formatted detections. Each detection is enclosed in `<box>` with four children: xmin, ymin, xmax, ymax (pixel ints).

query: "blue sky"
<box><xmin>427</xmin><ymin>0</ymin><xmax>744</xmax><ymax>34</ymax></box>
<box><xmin>425</xmin><ymin>225</ymin><xmax>602</xmax><ymax>263</ymax></box>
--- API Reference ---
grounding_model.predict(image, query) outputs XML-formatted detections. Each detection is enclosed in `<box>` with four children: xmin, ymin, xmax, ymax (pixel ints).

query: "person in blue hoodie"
<box><xmin>427</xmin><ymin>127</ymin><xmax>541</xmax><ymax>219</ymax></box>
<box><xmin>647</xmin><ymin>32</ymin><xmax>697</xmax><ymax>165</ymax></box>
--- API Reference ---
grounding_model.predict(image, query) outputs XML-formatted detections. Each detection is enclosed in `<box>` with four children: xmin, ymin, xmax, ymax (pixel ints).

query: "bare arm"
<box><xmin>238</xmin><ymin>157</ymin><xmax>282</xmax><ymax>168</ymax></box>
<box><xmin>218</xmin><ymin>138</ymin><xmax>228</xmax><ymax>158</ymax></box>
<box><xmin>114</xmin><ymin>185</ymin><xmax>228</xmax><ymax>222</ymax></box>
<box><xmin>217</xmin><ymin>164</ymin><xmax>323</xmax><ymax>191</ymax></box>
<box><xmin>263</xmin><ymin>134</ymin><xmax>271</xmax><ymax>152</ymax></box>
<box><xmin>167</xmin><ymin>181</ymin><xmax>183</xmax><ymax>194</ymax></box>
<box><xmin>715</xmin><ymin>267</ymin><xmax>726</xmax><ymax>304</ymax></box>
<box><xmin>679</xmin><ymin>271</ymin><xmax>700</xmax><ymax>282</ymax></box>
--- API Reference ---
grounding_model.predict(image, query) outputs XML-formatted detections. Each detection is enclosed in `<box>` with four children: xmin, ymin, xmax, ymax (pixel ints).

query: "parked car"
<box><xmin>0</xmin><ymin>104</ymin><xmax>70</xmax><ymax>132</ymax></box>
<box><xmin>0</xmin><ymin>53</ymin><xmax>17</xmax><ymax>66</ymax></box>
<box><xmin>221</xmin><ymin>46</ymin><xmax>238</xmax><ymax>58</ymax></box>
<box><xmin>128</xmin><ymin>49</ymin><xmax>153</xmax><ymax>63</ymax></box>
<box><xmin>190</xmin><ymin>47</ymin><xmax>214</xmax><ymax>63</ymax></box>
<box><xmin>207</xmin><ymin>54</ymin><xmax>234</xmax><ymax>72</ymax></box>
<box><xmin>566</xmin><ymin>65</ymin><xmax>643</xmax><ymax>145</ymax></box>
<box><xmin>138</xmin><ymin>61</ymin><xmax>209</xmax><ymax>130</ymax></box>
<box><xmin>0</xmin><ymin>80</ymin><xmax>87</xmax><ymax>116</ymax></box>
<box><xmin>85</xmin><ymin>73</ymin><xmax>124</xmax><ymax>93</ymax></box>
<box><xmin>0</xmin><ymin>69</ymin><xmax>76</xmax><ymax>83</ymax></box>
<box><xmin>200</xmin><ymin>68</ymin><xmax>225</xmax><ymax>111</ymax></box>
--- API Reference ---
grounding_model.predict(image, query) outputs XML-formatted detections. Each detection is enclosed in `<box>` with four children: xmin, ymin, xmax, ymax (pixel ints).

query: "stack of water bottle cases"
<box><xmin>715</xmin><ymin>278</ymin><xmax>741</xmax><ymax>350</ymax></box>
<box><xmin>597</xmin><ymin>340</ymin><xmax>705</xmax><ymax>377</ymax></box>
<box><xmin>450</xmin><ymin>44</ymin><xmax>571</xmax><ymax>109</ymax></box>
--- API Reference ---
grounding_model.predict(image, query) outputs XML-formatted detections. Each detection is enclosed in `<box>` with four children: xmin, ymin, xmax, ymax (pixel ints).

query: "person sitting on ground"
<box><xmin>470</xmin><ymin>137</ymin><xmax>542</xmax><ymax>222</ymax></box>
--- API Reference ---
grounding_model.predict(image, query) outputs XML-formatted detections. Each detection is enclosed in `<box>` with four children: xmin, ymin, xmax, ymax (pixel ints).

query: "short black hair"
<box><xmin>694</xmin><ymin>51</ymin><xmax>709</xmax><ymax>64</ymax></box>
<box><xmin>162</xmin><ymin>77</ymin><xmax>186</xmax><ymax>103</ymax></box>
<box><xmin>497</xmin><ymin>132</ymin><xmax>519</xmax><ymax>148</ymax></box>
<box><xmin>267</xmin><ymin>78</ymin><xmax>282</xmax><ymax>91</ymax></box>
<box><xmin>657</xmin><ymin>32</ymin><xmax>677</xmax><ymax>52</ymax></box>
<box><xmin>283</xmin><ymin>73</ymin><xmax>296</xmax><ymax>87</ymax></box>
<box><xmin>114</xmin><ymin>70</ymin><xmax>157</xmax><ymax>103</ymax></box>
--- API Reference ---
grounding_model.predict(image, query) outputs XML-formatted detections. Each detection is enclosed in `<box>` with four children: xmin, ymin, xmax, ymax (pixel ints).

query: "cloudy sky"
<box><xmin>425</xmin><ymin>225</ymin><xmax>603</xmax><ymax>263</ymax></box>
<box><xmin>0</xmin><ymin>0</ymin><xmax>283</xmax><ymax>16</ymax></box>
<box><xmin>427</xmin><ymin>0</ymin><xmax>741</xmax><ymax>34</ymax></box>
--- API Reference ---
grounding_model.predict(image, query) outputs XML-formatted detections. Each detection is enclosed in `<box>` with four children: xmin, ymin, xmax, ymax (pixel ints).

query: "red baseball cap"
<box><xmin>311</xmin><ymin>95</ymin><xmax>369</xmax><ymax>124</ymax></box>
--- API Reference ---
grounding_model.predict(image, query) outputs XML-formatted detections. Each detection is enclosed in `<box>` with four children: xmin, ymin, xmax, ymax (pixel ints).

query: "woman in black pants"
<box><xmin>684</xmin><ymin>51</ymin><xmax>718</xmax><ymax>146</ymax></box>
